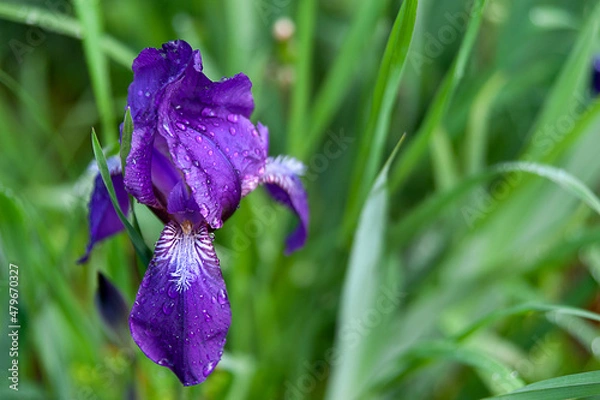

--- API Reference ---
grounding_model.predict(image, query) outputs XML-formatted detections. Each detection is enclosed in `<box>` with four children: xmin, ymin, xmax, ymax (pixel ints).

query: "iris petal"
<box><xmin>261</xmin><ymin>156</ymin><xmax>309</xmax><ymax>254</ymax></box>
<box><xmin>79</xmin><ymin>156</ymin><xmax>129</xmax><ymax>263</ymax></box>
<box><xmin>129</xmin><ymin>221</ymin><xmax>231</xmax><ymax>386</ymax></box>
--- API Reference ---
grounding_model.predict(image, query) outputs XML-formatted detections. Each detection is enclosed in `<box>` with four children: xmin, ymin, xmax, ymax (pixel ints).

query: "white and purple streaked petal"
<box><xmin>261</xmin><ymin>156</ymin><xmax>309</xmax><ymax>254</ymax></box>
<box><xmin>79</xmin><ymin>157</ymin><xmax>130</xmax><ymax>263</ymax></box>
<box><xmin>130</xmin><ymin>221</ymin><xmax>231</xmax><ymax>386</ymax></box>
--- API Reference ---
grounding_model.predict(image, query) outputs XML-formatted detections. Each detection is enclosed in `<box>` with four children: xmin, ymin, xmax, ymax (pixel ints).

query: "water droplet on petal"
<box><xmin>251</xmin><ymin>128</ymin><xmax>259</xmax><ymax>137</ymax></box>
<box><xmin>209</xmin><ymin>131</ymin><xmax>215</xmax><ymax>137</ymax></box>
<box><xmin>211</xmin><ymin>296</ymin><xmax>217</xmax><ymax>304</ymax></box>
<box><xmin>198</xmin><ymin>124</ymin><xmax>206</xmax><ymax>131</ymax></box>
<box><xmin>255</xmin><ymin>148</ymin><xmax>262</xmax><ymax>155</ymax></box>
<box><xmin>196</xmin><ymin>135</ymin><xmax>203</xmax><ymax>143</ymax></box>
<box><xmin>203</xmin><ymin>361</ymin><xmax>216</xmax><ymax>377</ymax></box>
<box><xmin>141</xmin><ymin>278</ymin><xmax>150</xmax><ymax>288</ymax></box>
<box><xmin>202</xmin><ymin>309</ymin><xmax>212</xmax><ymax>322</ymax></box>
<box><xmin>208</xmin><ymin>150</ymin><xmax>214</xmax><ymax>156</ymax></box>
<box><xmin>202</xmin><ymin>107</ymin><xmax>215</xmax><ymax>117</ymax></box>
<box><xmin>176</xmin><ymin>122</ymin><xmax>186</xmax><ymax>131</ymax></box>
<box><xmin>242</xmin><ymin>150</ymin><xmax>249</xmax><ymax>157</ymax></box>
<box><xmin>227</xmin><ymin>114</ymin><xmax>239</xmax><ymax>123</ymax></box>
<box><xmin>158</xmin><ymin>358</ymin><xmax>173</xmax><ymax>367</ymax></box>
<box><xmin>167</xmin><ymin>284</ymin><xmax>178</xmax><ymax>299</ymax></box>
<box><xmin>217</xmin><ymin>289</ymin><xmax>228</xmax><ymax>305</ymax></box>
<box><xmin>137</xmin><ymin>89</ymin><xmax>144</xmax><ymax>97</ymax></box>
<box><xmin>144</xmin><ymin>91</ymin><xmax>151</xmax><ymax>97</ymax></box>
<box><xmin>229</xmin><ymin>127</ymin><xmax>236</xmax><ymax>135</ymax></box>
<box><xmin>199</xmin><ymin>204</ymin><xmax>209</xmax><ymax>218</ymax></box>
<box><xmin>162</xmin><ymin>301</ymin><xmax>175</xmax><ymax>315</ymax></box>
<box><xmin>175</xmin><ymin>104</ymin><xmax>182</xmax><ymax>110</ymax></box>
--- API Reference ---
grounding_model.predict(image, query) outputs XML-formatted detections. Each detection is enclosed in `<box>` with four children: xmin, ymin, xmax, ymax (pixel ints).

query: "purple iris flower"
<box><xmin>81</xmin><ymin>40</ymin><xmax>309</xmax><ymax>386</ymax></box>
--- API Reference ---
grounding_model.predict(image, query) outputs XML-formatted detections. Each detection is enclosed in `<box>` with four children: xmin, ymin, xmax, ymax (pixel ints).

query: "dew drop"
<box><xmin>176</xmin><ymin>122</ymin><xmax>187</xmax><ymax>131</ymax></box>
<box><xmin>162</xmin><ymin>301</ymin><xmax>175</xmax><ymax>315</ymax></box>
<box><xmin>255</xmin><ymin>148</ymin><xmax>262</xmax><ymax>156</ymax></box>
<box><xmin>198</xmin><ymin>124</ymin><xmax>207</xmax><ymax>131</ymax></box>
<box><xmin>203</xmin><ymin>361</ymin><xmax>216</xmax><ymax>377</ymax></box>
<box><xmin>227</xmin><ymin>114</ymin><xmax>239</xmax><ymax>123</ymax></box>
<box><xmin>199</xmin><ymin>203</ymin><xmax>209</xmax><ymax>218</ymax></box>
<box><xmin>251</xmin><ymin>128</ymin><xmax>259</xmax><ymax>137</ymax></box>
<box><xmin>141</xmin><ymin>278</ymin><xmax>150</xmax><ymax>288</ymax></box>
<box><xmin>211</xmin><ymin>296</ymin><xmax>217</xmax><ymax>304</ymax></box>
<box><xmin>229</xmin><ymin>127</ymin><xmax>236</xmax><ymax>135</ymax></box>
<box><xmin>208</xmin><ymin>150</ymin><xmax>214</xmax><ymax>156</ymax></box>
<box><xmin>144</xmin><ymin>91</ymin><xmax>151</xmax><ymax>98</ymax></box>
<box><xmin>202</xmin><ymin>107</ymin><xmax>215</xmax><ymax>117</ymax></box>
<box><xmin>242</xmin><ymin>150</ymin><xmax>249</xmax><ymax>157</ymax></box>
<box><xmin>233</xmin><ymin>151</ymin><xmax>239</xmax><ymax>157</ymax></box>
<box><xmin>202</xmin><ymin>309</ymin><xmax>212</xmax><ymax>322</ymax></box>
<box><xmin>175</xmin><ymin>104</ymin><xmax>182</xmax><ymax>110</ymax></box>
<box><xmin>137</xmin><ymin>89</ymin><xmax>144</xmax><ymax>97</ymax></box>
<box><xmin>217</xmin><ymin>289</ymin><xmax>228</xmax><ymax>305</ymax></box>
<box><xmin>167</xmin><ymin>284</ymin><xmax>178</xmax><ymax>299</ymax></box>
<box><xmin>196</xmin><ymin>135</ymin><xmax>203</xmax><ymax>143</ymax></box>
<box><xmin>209</xmin><ymin>131</ymin><xmax>215</xmax><ymax>137</ymax></box>
<box><xmin>158</xmin><ymin>358</ymin><xmax>173</xmax><ymax>367</ymax></box>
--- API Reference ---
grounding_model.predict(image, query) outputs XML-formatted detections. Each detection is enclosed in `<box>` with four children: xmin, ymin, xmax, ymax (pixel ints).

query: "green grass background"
<box><xmin>1</xmin><ymin>0</ymin><xmax>600</xmax><ymax>399</ymax></box>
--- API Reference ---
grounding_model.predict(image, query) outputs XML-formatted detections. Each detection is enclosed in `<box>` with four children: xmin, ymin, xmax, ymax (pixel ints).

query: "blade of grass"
<box><xmin>485</xmin><ymin>371</ymin><xmax>600</xmax><ymax>400</ymax></box>
<box><xmin>0</xmin><ymin>2</ymin><xmax>135</xmax><ymax>69</ymax></box>
<box><xmin>325</xmin><ymin>137</ymin><xmax>404</xmax><ymax>400</ymax></box>
<box><xmin>465</xmin><ymin>72</ymin><xmax>507</xmax><ymax>174</ymax></box>
<box><xmin>298</xmin><ymin>0</ymin><xmax>391</xmax><ymax>158</ymax></box>
<box><xmin>341</xmin><ymin>0</ymin><xmax>418</xmax><ymax>240</ymax></box>
<box><xmin>287</xmin><ymin>0</ymin><xmax>317</xmax><ymax>153</ymax></box>
<box><xmin>73</xmin><ymin>0</ymin><xmax>115</xmax><ymax>145</ymax></box>
<box><xmin>405</xmin><ymin>341</ymin><xmax>525</xmax><ymax>395</ymax></box>
<box><xmin>430</xmin><ymin>126</ymin><xmax>459</xmax><ymax>190</ymax></box>
<box><xmin>494</xmin><ymin>161</ymin><xmax>600</xmax><ymax>216</ymax></box>
<box><xmin>523</xmin><ymin>0</ymin><xmax>600</xmax><ymax>161</ymax></box>
<box><xmin>91</xmin><ymin>129</ymin><xmax>152</xmax><ymax>267</ymax></box>
<box><xmin>389</xmin><ymin>0</ymin><xmax>488</xmax><ymax>194</ymax></box>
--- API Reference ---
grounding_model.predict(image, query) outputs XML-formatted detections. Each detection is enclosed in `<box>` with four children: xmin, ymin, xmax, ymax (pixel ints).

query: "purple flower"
<box><xmin>80</xmin><ymin>40</ymin><xmax>309</xmax><ymax>386</ymax></box>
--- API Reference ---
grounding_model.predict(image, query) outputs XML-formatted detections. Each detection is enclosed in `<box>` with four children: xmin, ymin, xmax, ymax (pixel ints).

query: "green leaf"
<box><xmin>73</xmin><ymin>0</ymin><xmax>115</xmax><ymax>145</ymax></box>
<box><xmin>0</xmin><ymin>2</ymin><xmax>135</xmax><ymax>68</ymax></box>
<box><xmin>299</xmin><ymin>0</ymin><xmax>392</xmax><ymax>158</ymax></box>
<box><xmin>341</xmin><ymin>0</ymin><xmax>418</xmax><ymax>240</ymax></box>
<box><xmin>486</xmin><ymin>371</ymin><xmax>600</xmax><ymax>400</ymax></box>
<box><xmin>326</xmin><ymin>137</ymin><xmax>405</xmax><ymax>400</ymax></box>
<box><xmin>494</xmin><ymin>162</ymin><xmax>600</xmax><ymax>217</ymax></box>
<box><xmin>390</xmin><ymin>0</ymin><xmax>489</xmax><ymax>193</ymax></box>
<box><xmin>406</xmin><ymin>341</ymin><xmax>525</xmax><ymax>395</ymax></box>
<box><xmin>91</xmin><ymin>129</ymin><xmax>152</xmax><ymax>267</ymax></box>
<box><xmin>120</xmin><ymin>107</ymin><xmax>133</xmax><ymax>171</ymax></box>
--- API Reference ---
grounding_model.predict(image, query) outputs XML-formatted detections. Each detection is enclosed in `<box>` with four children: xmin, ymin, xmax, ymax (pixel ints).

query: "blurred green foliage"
<box><xmin>1</xmin><ymin>0</ymin><xmax>600</xmax><ymax>399</ymax></box>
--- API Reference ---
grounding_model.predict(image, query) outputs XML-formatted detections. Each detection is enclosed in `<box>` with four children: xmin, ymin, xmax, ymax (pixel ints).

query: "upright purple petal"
<box><xmin>125</xmin><ymin>41</ymin><xmax>194</xmax><ymax>209</ymax></box>
<box><xmin>156</xmin><ymin>58</ymin><xmax>268</xmax><ymax>226</ymax></box>
<box><xmin>130</xmin><ymin>221</ymin><xmax>231</xmax><ymax>386</ymax></box>
<box><xmin>261</xmin><ymin>156</ymin><xmax>309</xmax><ymax>254</ymax></box>
<box><xmin>79</xmin><ymin>157</ymin><xmax>129</xmax><ymax>263</ymax></box>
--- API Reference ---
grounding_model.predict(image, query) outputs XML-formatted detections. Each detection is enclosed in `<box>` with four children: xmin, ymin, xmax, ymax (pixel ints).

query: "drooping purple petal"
<box><xmin>261</xmin><ymin>156</ymin><xmax>309</xmax><ymax>254</ymax></box>
<box><xmin>95</xmin><ymin>272</ymin><xmax>129</xmax><ymax>340</ymax></box>
<box><xmin>79</xmin><ymin>156</ymin><xmax>129</xmax><ymax>264</ymax></box>
<box><xmin>130</xmin><ymin>221</ymin><xmax>231</xmax><ymax>386</ymax></box>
